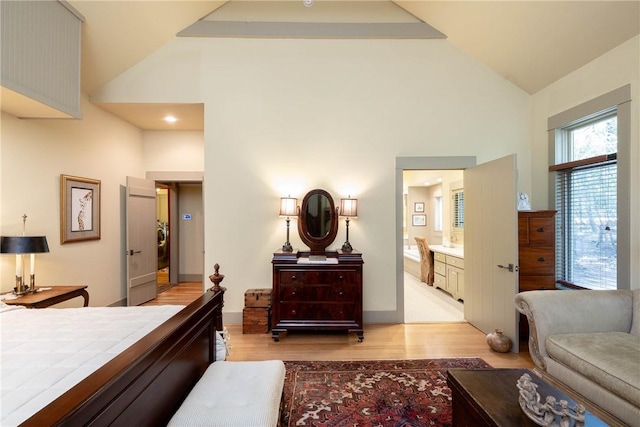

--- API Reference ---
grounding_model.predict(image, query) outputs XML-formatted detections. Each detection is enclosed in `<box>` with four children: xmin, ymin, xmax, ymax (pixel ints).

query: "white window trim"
<box><xmin>548</xmin><ymin>85</ymin><xmax>631</xmax><ymax>290</ymax></box>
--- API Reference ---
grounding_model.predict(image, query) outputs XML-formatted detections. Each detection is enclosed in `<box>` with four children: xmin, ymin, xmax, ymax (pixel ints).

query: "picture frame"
<box><xmin>412</xmin><ymin>214</ymin><xmax>426</xmax><ymax>227</ymax></box>
<box><xmin>60</xmin><ymin>174</ymin><xmax>101</xmax><ymax>244</ymax></box>
<box><xmin>414</xmin><ymin>202</ymin><xmax>425</xmax><ymax>213</ymax></box>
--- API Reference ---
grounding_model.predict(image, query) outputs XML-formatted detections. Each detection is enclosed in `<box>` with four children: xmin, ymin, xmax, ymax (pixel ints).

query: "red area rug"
<box><xmin>281</xmin><ymin>358</ymin><xmax>491</xmax><ymax>427</ymax></box>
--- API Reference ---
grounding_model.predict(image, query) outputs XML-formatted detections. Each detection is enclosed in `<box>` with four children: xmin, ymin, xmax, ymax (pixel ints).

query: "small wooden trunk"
<box><xmin>244</xmin><ymin>288</ymin><xmax>272</xmax><ymax>308</ymax></box>
<box><xmin>243</xmin><ymin>307</ymin><xmax>271</xmax><ymax>334</ymax></box>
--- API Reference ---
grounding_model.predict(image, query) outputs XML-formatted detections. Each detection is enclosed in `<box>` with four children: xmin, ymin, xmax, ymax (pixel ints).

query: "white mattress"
<box><xmin>0</xmin><ymin>302</ymin><xmax>184</xmax><ymax>426</ymax></box>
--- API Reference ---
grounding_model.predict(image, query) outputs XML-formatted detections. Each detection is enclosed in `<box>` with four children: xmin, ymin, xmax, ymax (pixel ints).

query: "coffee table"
<box><xmin>447</xmin><ymin>368</ymin><xmax>607</xmax><ymax>426</ymax></box>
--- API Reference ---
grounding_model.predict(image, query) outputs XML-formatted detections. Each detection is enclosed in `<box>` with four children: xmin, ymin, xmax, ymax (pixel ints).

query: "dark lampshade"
<box><xmin>1</xmin><ymin>236</ymin><xmax>50</xmax><ymax>254</ymax></box>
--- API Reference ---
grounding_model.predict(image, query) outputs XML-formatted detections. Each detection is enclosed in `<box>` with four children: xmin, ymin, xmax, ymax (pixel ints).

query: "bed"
<box><xmin>1</xmin><ymin>283</ymin><xmax>225</xmax><ymax>426</ymax></box>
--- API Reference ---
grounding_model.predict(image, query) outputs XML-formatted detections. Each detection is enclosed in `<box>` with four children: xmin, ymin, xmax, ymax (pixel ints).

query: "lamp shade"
<box><xmin>279</xmin><ymin>197</ymin><xmax>298</xmax><ymax>217</ymax></box>
<box><xmin>340</xmin><ymin>197</ymin><xmax>358</xmax><ymax>218</ymax></box>
<box><xmin>1</xmin><ymin>236</ymin><xmax>50</xmax><ymax>254</ymax></box>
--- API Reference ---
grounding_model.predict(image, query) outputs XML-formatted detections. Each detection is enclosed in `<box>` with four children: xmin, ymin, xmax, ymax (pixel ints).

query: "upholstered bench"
<box><xmin>167</xmin><ymin>360</ymin><xmax>286</xmax><ymax>427</ymax></box>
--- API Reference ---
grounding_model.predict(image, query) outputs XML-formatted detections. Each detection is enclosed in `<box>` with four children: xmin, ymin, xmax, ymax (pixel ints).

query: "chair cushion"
<box><xmin>546</xmin><ymin>332</ymin><xmax>640</xmax><ymax>407</ymax></box>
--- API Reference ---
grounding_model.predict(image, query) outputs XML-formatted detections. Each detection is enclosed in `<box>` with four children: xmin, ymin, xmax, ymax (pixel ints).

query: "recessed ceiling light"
<box><xmin>164</xmin><ymin>115</ymin><xmax>178</xmax><ymax>123</ymax></box>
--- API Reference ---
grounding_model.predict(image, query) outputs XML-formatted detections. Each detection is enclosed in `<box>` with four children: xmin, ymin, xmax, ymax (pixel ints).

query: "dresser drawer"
<box><xmin>446</xmin><ymin>255</ymin><xmax>464</xmax><ymax>269</ymax></box>
<box><xmin>519</xmin><ymin>276</ymin><xmax>556</xmax><ymax>291</ymax></box>
<box><xmin>519</xmin><ymin>247</ymin><xmax>555</xmax><ymax>275</ymax></box>
<box><xmin>434</xmin><ymin>261</ymin><xmax>446</xmax><ymax>276</ymax></box>
<box><xmin>278</xmin><ymin>302</ymin><xmax>356</xmax><ymax>321</ymax></box>
<box><xmin>527</xmin><ymin>218</ymin><xmax>555</xmax><ymax>246</ymax></box>
<box><xmin>434</xmin><ymin>273</ymin><xmax>446</xmax><ymax>289</ymax></box>
<box><xmin>279</xmin><ymin>284</ymin><xmax>357</xmax><ymax>302</ymax></box>
<box><xmin>278</xmin><ymin>270</ymin><xmax>355</xmax><ymax>285</ymax></box>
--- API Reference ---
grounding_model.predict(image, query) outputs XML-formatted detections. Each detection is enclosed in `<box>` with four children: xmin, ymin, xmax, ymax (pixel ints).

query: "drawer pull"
<box><xmin>291</xmin><ymin>310</ymin><xmax>296</xmax><ymax>315</ymax></box>
<box><xmin>291</xmin><ymin>275</ymin><xmax>297</xmax><ymax>281</ymax></box>
<box><xmin>338</xmin><ymin>275</ymin><xmax>344</xmax><ymax>280</ymax></box>
<box><xmin>537</xmin><ymin>227</ymin><xmax>546</xmax><ymax>232</ymax></box>
<box><xmin>538</xmin><ymin>257</ymin><xmax>546</xmax><ymax>262</ymax></box>
<box><xmin>291</xmin><ymin>291</ymin><xmax>296</xmax><ymax>297</ymax></box>
<box><xmin>338</xmin><ymin>291</ymin><xmax>344</xmax><ymax>297</ymax></box>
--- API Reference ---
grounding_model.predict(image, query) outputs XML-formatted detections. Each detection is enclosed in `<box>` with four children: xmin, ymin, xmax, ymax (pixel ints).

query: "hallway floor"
<box><xmin>403</xmin><ymin>271</ymin><xmax>464</xmax><ymax>323</ymax></box>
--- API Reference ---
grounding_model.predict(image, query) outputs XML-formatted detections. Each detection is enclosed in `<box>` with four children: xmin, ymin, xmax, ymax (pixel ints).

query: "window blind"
<box><xmin>554</xmin><ymin>158</ymin><xmax>617</xmax><ymax>289</ymax></box>
<box><xmin>452</xmin><ymin>189</ymin><xmax>464</xmax><ymax>228</ymax></box>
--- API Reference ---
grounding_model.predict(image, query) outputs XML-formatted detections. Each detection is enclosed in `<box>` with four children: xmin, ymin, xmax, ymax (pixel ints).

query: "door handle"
<box><xmin>497</xmin><ymin>263</ymin><xmax>517</xmax><ymax>272</ymax></box>
<box><xmin>128</xmin><ymin>250</ymin><xmax>142</xmax><ymax>256</ymax></box>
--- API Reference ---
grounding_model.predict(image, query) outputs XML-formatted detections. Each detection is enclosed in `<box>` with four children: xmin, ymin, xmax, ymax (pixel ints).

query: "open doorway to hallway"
<box><xmin>153</xmin><ymin>180</ymin><xmax>204</xmax><ymax>295</ymax></box>
<box><xmin>156</xmin><ymin>184</ymin><xmax>171</xmax><ymax>292</ymax></box>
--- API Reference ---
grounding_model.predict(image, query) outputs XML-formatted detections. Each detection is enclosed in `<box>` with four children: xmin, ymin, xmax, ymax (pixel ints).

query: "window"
<box><xmin>434</xmin><ymin>196</ymin><xmax>442</xmax><ymax>232</ymax></box>
<box><xmin>452</xmin><ymin>188</ymin><xmax>464</xmax><ymax>229</ymax></box>
<box><xmin>548</xmin><ymin>85</ymin><xmax>631</xmax><ymax>290</ymax></box>
<box><xmin>552</xmin><ymin>114</ymin><xmax>617</xmax><ymax>289</ymax></box>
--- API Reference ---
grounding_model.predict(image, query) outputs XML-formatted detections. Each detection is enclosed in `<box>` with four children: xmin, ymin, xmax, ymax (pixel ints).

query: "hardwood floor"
<box><xmin>142</xmin><ymin>281</ymin><xmax>203</xmax><ymax>306</ymax></box>
<box><xmin>142</xmin><ymin>282</ymin><xmax>534</xmax><ymax>369</ymax></box>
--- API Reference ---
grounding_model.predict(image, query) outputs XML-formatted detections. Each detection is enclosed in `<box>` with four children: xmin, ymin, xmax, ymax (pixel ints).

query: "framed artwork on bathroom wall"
<box><xmin>414</xmin><ymin>202</ymin><xmax>424</xmax><ymax>213</ymax></box>
<box><xmin>412</xmin><ymin>214</ymin><xmax>426</xmax><ymax>227</ymax></box>
<box><xmin>60</xmin><ymin>174</ymin><xmax>101</xmax><ymax>244</ymax></box>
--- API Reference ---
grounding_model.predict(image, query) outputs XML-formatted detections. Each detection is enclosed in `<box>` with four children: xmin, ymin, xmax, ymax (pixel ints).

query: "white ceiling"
<box><xmin>12</xmin><ymin>1</ymin><xmax>640</xmax><ymax>130</ymax></box>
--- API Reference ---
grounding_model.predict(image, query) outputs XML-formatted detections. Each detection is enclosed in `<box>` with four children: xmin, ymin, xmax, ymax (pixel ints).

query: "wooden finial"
<box><xmin>209</xmin><ymin>263</ymin><xmax>225</xmax><ymax>292</ymax></box>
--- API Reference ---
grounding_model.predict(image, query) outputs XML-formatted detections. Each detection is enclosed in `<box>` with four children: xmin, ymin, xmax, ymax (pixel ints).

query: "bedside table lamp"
<box><xmin>279</xmin><ymin>196</ymin><xmax>298</xmax><ymax>252</ymax></box>
<box><xmin>339</xmin><ymin>196</ymin><xmax>358</xmax><ymax>252</ymax></box>
<box><xmin>1</xmin><ymin>235</ymin><xmax>50</xmax><ymax>295</ymax></box>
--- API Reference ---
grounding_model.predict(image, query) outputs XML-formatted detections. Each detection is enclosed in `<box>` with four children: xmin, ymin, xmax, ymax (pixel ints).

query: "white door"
<box><xmin>464</xmin><ymin>154</ymin><xmax>519</xmax><ymax>352</ymax></box>
<box><xmin>126</xmin><ymin>176</ymin><xmax>157</xmax><ymax>306</ymax></box>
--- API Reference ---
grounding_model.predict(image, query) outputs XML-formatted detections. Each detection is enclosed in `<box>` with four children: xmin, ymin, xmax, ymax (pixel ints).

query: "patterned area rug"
<box><xmin>281</xmin><ymin>358</ymin><xmax>491</xmax><ymax>427</ymax></box>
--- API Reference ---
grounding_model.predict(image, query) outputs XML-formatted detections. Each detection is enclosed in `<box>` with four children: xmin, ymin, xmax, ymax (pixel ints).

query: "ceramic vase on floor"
<box><xmin>486</xmin><ymin>329</ymin><xmax>513</xmax><ymax>353</ymax></box>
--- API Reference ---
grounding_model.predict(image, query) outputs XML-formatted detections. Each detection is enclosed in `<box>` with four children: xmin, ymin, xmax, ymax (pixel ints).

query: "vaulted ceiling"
<box><xmin>37</xmin><ymin>1</ymin><xmax>640</xmax><ymax>129</ymax></box>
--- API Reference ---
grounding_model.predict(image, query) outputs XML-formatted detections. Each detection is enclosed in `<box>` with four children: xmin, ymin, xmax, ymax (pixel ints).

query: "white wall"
<box><xmin>0</xmin><ymin>96</ymin><xmax>145</xmax><ymax>306</ymax></box>
<box><xmin>142</xmin><ymin>131</ymin><xmax>204</xmax><ymax>172</ymax></box>
<box><xmin>96</xmin><ymin>37</ymin><xmax>531</xmax><ymax>318</ymax></box>
<box><xmin>530</xmin><ymin>35</ymin><xmax>639</xmax><ymax>289</ymax></box>
<box><xmin>178</xmin><ymin>183</ymin><xmax>204</xmax><ymax>278</ymax></box>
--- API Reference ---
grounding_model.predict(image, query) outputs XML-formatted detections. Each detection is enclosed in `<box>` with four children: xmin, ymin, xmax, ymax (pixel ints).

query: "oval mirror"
<box><xmin>297</xmin><ymin>189</ymin><xmax>338</xmax><ymax>253</ymax></box>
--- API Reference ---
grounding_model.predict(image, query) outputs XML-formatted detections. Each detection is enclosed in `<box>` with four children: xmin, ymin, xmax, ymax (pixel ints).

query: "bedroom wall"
<box><xmin>530</xmin><ymin>35</ymin><xmax>640</xmax><ymax>289</ymax></box>
<box><xmin>94</xmin><ymin>37</ymin><xmax>531</xmax><ymax>321</ymax></box>
<box><xmin>142</xmin><ymin>131</ymin><xmax>204</xmax><ymax>173</ymax></box>
<box><xmin>0</xmin><ymin>95</ymin><xmax>145</xmax><ymax>306</ymax></box>
<box><xmin>177</xmin><ymin>183</ymin><xmax>204</xmax><ymax>279</ymax></box>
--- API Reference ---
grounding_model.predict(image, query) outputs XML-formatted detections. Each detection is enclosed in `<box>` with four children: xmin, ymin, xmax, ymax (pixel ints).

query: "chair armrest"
<box><xmin>514</xmin><ymin>290</ymin><xmax>634</xmax><ymax>370</ymax></box>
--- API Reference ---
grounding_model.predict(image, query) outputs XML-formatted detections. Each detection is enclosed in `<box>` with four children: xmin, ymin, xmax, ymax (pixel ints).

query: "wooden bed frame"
<box><xmin>20</xmin><ymin>286</ymin><xmax>225</xmax><ymax>426</ymax></box>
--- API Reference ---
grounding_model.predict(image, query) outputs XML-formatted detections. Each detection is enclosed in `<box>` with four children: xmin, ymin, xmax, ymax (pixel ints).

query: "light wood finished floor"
<box><xmin>142</xmin><ymin>282</ymin><xmax>534</xmax><ymax>369</ymax></box>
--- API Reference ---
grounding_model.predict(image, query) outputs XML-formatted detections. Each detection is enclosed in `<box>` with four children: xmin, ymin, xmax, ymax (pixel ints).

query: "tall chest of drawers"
<box><xmin>518</xmin><ymin>210</ymin><xmax>556</xmax><ymax>336</ymax></box>
<box><xmin>271</xmin><ymin>250</ymin><xmax>364</xmax><ymax>342</ymax></box>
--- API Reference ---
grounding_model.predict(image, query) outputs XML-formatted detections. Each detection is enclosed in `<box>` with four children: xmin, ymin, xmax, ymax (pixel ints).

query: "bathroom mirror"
<box><xmin>297</xmin><ymin>188</ymin><xmax>338</xmax><ymax>253</ymax></box>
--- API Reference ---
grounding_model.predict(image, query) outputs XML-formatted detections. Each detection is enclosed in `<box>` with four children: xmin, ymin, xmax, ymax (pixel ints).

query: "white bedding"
<box><xmin>0</xmin><ymin>302</ymin><xmax>184</xmax><ymax>426</ymax></box>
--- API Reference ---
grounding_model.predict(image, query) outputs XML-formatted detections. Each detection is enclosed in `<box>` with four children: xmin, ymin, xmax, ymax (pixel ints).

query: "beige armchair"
<box><xmin>414</xmin><ymin>237</ymin><xmax>434</xmax><ymax>285</ymax></box>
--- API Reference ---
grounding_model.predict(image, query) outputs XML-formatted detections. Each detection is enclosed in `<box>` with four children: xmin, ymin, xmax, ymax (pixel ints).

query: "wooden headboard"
<box><xmin>21</xmin><ymin>286</ymin><xmax>225</xmax><ymax>426</ymax></box>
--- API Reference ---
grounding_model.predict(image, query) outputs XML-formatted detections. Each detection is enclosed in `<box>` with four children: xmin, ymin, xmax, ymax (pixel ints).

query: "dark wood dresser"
<box><xmin>518</xmin><ymin>210</ymin><xmax>556</xmax><ymax>336</ymax></box>
<box><xmin>271</xmin><ymin>250</ymin><xmax>364</xmax><ymax>342</ymax></box>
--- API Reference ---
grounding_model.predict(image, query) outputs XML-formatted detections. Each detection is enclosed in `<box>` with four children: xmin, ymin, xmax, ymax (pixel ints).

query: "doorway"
<box><xmin>395</xmin><ymin>156</ymin><xmax>476</xmax><ymax>323</ymax></box>
<box><xmin>146</xmin><ymin>171</ymin><xmax>205</xmax><ymax>296</ymax></box>
<box><xmin>402</xmin><ymin>169</ymin><xmax>465</xmax><ymax>323</ymax></box>
<box><xmin>156</xmin><ymin>185</ymin><xmax>171</xmax><ymax>292</ymax></box>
